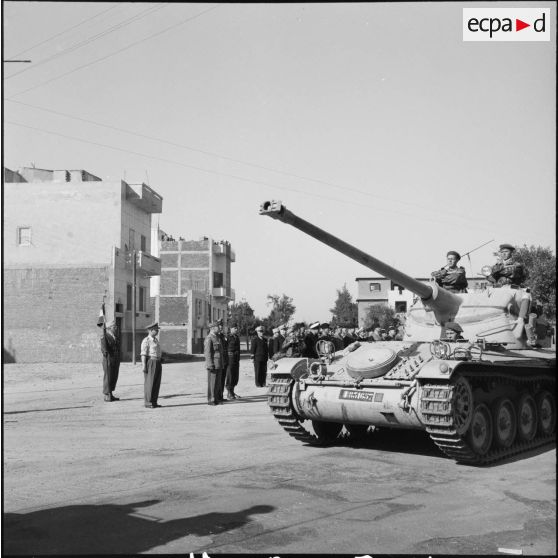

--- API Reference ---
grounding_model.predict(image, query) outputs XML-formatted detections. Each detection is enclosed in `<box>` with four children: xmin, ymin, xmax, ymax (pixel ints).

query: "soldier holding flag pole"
<box><xmin>97</xmin><ymin>301</ymin><xmax>121</xmax><ymax>402</ymax></box>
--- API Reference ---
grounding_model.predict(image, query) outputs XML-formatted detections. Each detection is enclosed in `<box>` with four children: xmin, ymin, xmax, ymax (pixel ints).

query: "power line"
<box><xmin>5</xmin><ymin>5</ymin><xmax>167</xmax><ymax>81</ymax></box>
<box><xmin>4</xmin><ymin>119</ymin><xmax>498</xmax><ymax>232</ymax></box>
<box><xmin>5</xmin><ymin>98</ymin><xmax>489</xmax><ymax>228</ymax></box>
<box><xmin>7</xmin><ymin>4</ymin><xmax>222</xmax><ymax>98</ymax></box>
<box><xmin>6</xmin><ymin>4</ymin><xmax>120</xmax><ymax>59</ymax></box>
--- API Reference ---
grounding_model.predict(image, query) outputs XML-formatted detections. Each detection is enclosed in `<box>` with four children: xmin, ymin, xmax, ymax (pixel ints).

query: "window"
<box><xmin>140</xmin><ymin>234</ymin><xmax>147</xmax><ymax>252</ymax></box>
<box><xmin>129</xmin><ymin>228</ymin><xmax>135</xmax><ymax>251</ymax></box>
<box><xmin>139</xmin><ymin>286</ymin><xmax>146</xmax><ymax>312</ymax></box>
<box><xmin>213</xmin><ymin>272</ymin><xmax>224</xmax><ymax>288</ymax></box>
<box><xmin>17</xmin><ymin>226</ymin><xmax>32</xmax><ymax>246</ymax></box>
<box><xmin>369</xmin><ymin>282</ymin><xmax>381</xmax><ymax>292</ymax></box>
<box><xmin>126</xmin><ymin>284</ymin><xmax>133</xmax><ymax>310</ymax></box>
<box><xmin>395</xmin><ymin>301</ymin><xmax>407</xmax><ymax>313</ymax></box>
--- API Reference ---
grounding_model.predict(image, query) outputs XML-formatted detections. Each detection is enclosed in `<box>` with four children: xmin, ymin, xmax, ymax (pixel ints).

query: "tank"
<box><xmin>259</xmin><ymin>200</ymin><xmax>556</xmax><ymax>464</ymax></box>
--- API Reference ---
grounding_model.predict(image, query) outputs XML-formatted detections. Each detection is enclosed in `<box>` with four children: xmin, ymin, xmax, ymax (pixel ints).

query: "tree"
<box><xmin>228</xmin><ymin>300</ymin><xmax>256</xmax><ymax>337</ymax></box>
<box><xmin>330</xmin><ymin>284</ymin><xmax>358</xmax><ymax>326</ymax></box>
<box><xmin>266</xmin><ymin>294</ymin><xmax>296</xmax><ymax>328</ymax></box>
<box><xmin>513</xmin><ymin>245</ymin><xmax>556</xmax><ymax>320</ymax></box>
<box><xmin>363</xmin><ymin>305</ymin><xmax>399</xmax><ymax>330</ymax></box>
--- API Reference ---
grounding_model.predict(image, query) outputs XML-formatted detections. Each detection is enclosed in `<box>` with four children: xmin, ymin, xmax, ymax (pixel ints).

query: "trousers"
<box><xmin>102</xmin><ymin>355</ymin><xmax>120</xmax><ymax>395</ymax></box>
<box><xmin>144</xmin><ymin>358</ymin><xmax>162</xmax><ymax>405</ymax></box>
<box><xmin>207</xmin><ymin>368</ymin><xmax>222</xmax><ymax>403</ymax></box>
<box><xmin>254</xmin><ymin>360</ymin><xmax>267</xmax><ymax>387</ymax></box>
<box><xmin>225</xmin><ymin>358</ymin><xmax>240</xmax><ymax>392</ymax></box>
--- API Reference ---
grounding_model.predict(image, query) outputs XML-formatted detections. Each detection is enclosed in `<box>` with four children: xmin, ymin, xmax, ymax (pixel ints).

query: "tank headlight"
<box><xmin>439</xmin><ymin>363</ymin><xmax>450</xmax><ymax>374</ymax></box>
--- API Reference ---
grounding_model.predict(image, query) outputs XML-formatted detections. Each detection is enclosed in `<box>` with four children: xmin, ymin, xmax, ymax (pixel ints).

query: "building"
<box><xmin>3</xmin><ymin>166</ymin><xmax>162</xmax><ymax>362</ymax></box>
<box><xmin>355</xmin><ymin>276</ymin><xmax>488</xmax><ymax>326</ymax></box>
<box><xmin>155</xmin><ymin>234</ymin><xmax>235</xmax><ymax>355</ymax></box>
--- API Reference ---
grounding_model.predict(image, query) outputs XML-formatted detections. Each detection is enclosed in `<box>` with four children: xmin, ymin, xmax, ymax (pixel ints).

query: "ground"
<box><xmin>2</xmin><ymin>358</ymin><xmax>556</xmax><ymax>555</ymax></box>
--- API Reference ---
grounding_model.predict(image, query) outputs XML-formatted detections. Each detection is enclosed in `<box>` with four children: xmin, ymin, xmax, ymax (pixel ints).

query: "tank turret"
<box><xmin>260</xmin><ymin>200</ymin><xmax>555</xmax><ymax>465</ymax></box>
<box><xmin>260</xmin><ymin>200</ymin><xmax>531</xmax><ymax>348</ymax></box>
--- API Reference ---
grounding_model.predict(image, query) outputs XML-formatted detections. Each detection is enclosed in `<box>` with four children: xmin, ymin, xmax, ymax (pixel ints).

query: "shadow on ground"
<box><xmin>3</xmin><ymin>500</ymin><xmax>274</xmax><ymax>554</ymax></box>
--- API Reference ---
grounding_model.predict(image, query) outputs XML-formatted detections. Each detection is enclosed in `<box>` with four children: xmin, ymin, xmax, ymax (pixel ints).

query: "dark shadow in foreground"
<box><xmin>3</xmin><ymin>499</ymin><xmax>274</xmax><ymax>555</ymax></box>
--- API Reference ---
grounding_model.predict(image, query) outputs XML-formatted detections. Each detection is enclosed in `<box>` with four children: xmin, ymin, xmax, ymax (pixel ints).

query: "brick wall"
<box><xmin>3</xmin><ymin>266</ymin><xmax>111</xmax><ymax>362</ymax></box>
<box><xmin>180</xmin><ymin>252</ymin><xmax>209</xmax><ymax>267</ymax></box>
<box><xmin>159</xmin><ymin>297</ymin><xmax>189</xmax><ymax>326</ymax></box>
<box><xmin>161</xmin><ymin>270</ymin><xmax>179</xmax><ymax>295</ymax></box>
<box><xmin>160</xmin><ymin>328</ymin><xmax>189</xmax><ymax>355</ymax></box>
<box><xmin>180</xmin><ymin>270</ymin><xmax>208</xmax><ymax>292</ymax></box>
<box><xmin>160</xmin><ymin>253</ymin><xmax>179</xmax><ymax>267</ymax></box>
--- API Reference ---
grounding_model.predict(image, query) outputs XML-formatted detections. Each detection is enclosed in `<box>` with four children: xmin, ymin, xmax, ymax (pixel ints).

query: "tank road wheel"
<box><xmin>535</xmin><ymin>391</ymin><xmax>556</xmax><ymax>437</ymax></box>
<box><xmin>466</xmin><ymin>404</ymin><xmax>493</xmax><ymax>456</ymax></box>
<box><xmin>516</xmin><ymin>394</ymin><xmax>538</xmax><ymax>442</ymax></box>
<box><xmin>492</xmin><ymin>399</ymin><xmax>517</xmax><ymax>449</ymax></box>
<box><xmin>344</xmin><ymin>424</ymin><xmax>370</xmax><ymax>441</ymax></box>
<box><xmin>452</xmin><ymin>376</ymin><xmax>474</xmax><ymax>435</ymax></box>
<box><xmin>311</xmin><ymin>420</ymin><xmax>343</xmax><ymax>444</ymax></box>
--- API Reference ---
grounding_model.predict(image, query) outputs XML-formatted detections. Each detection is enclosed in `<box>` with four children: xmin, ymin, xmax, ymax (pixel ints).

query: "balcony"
<box><xmin>126</xmin><ymin>182</ymin><xmax>163</xmax><ymax>214</ymax></box>
<box><xmin>137</xmin><ymin>251</ymin><xmax>161</xmax><ymax>276</ymax></box>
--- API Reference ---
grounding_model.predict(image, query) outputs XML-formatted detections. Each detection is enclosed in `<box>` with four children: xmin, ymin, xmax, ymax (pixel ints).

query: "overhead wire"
<box><xmin>4</xmin><ymin>119</ymin><xmax>502</xmax><ymax>234</ymax></box>
<box><xmin>6</xmin><ymin>4</ymin><xmax>120</xmax><ymax>60</ymax></box>
<box><xmin>5</xmin><ymin>4</ymin><xmax>168</xmax><ymax>81</ymax></box>
<box><xmin>6</xmin><ymin>4</ymin><xmax>222</xmax><ymax>98</ymax></box>
<box><xmin>5</xmin><ymin>98</ymin><xmax>490</xmax><ymax>228</ymax></box>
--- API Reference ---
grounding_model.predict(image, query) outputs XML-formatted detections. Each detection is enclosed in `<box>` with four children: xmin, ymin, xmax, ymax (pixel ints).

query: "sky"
<box><xmin>2</xmin><ymin>2</ymin><xmax>556</xmax><ymax>322</ymax></box>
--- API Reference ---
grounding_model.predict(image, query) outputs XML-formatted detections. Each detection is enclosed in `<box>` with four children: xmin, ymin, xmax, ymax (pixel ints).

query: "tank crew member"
<box><xmin>386</xmin><ymin>326</ymin><xmax>403</xmax><ymax>341</ymax></box>
<box><xmin>487</xmin><ymin>244</ymin><xmax>525</xmax><ymax>288</ymax></box>
<box><xmin>443</xmin><ymin>322</ymin><xmax>464</xmax><ymax>341</ymax></box>
<box><xmin>303</xmin><ymin>321</ymin><xmax>320</xmax><ymax>358</ymax></box>
<box><xmin>216</xmin><ymin>318</ymin><xmax>228</xmax><ymax>401</ymax></box>
<box><xmin>318</xmin><ymin>322</ymin><xmax>335</xmax><ymax>343</ymax></box>
<box><xmin>225</xmin><ymin>324</ymin><xmax>241</xmax><ymax>399</ymax></box>
<box><xmin>140</xmin><ymin>322</ymin><xmax>163</xmax><ymax>408</ymax></box>
<box><xmin>431</xmin><ymin>251</ymin><xmax>468</xmax><ymax>293</ymax></box>
<box><xmin>251</xmin><ymin>325</ymin><xmax>269</xmax><ymax>387</ymax></box>
<box><xmin>204</xmin><ymin>321</ymin><xmax>224</xmax><ymax>405</ymax></box>
<box><xmin>99</xmin><ymin>319</ymin><xmax>121</xmax><ymax>402</ymax></box>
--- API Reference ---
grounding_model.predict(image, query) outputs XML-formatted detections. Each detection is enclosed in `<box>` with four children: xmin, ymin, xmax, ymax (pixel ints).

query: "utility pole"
<box><xmin>132</xmin><ymin>249</ymin><xmax>137</xmax><ymax>365</ymax></box>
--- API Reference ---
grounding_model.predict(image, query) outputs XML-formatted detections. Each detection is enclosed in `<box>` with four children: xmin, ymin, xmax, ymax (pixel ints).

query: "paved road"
<box><xmin>2</xmin><ymin>359</ymin><xmax>556</xmax><ymax>555</ymax></box>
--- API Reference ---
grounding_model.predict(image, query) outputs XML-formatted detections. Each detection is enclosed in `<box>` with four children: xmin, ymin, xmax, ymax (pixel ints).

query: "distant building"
<box><xmin>154</xmin><ymin>234</ymin><xmax>235</xmax><ymax>355</ymax></box>
<box><xmin>355</xmin><ymin>276</ymin><xmax>489</xmax><ymax>326</ymax></box>
<box><xmin>3</xmin><ymin>166</ymin><xmax>162</xmax><ymax>362</ymax></box>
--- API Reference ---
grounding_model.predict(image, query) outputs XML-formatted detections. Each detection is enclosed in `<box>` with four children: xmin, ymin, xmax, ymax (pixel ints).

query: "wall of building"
<box><xmin>3</xmin><ymin>266</ymin><xmax>110</xmax><ymax>363</ymax></box>
<box><xmin>3</xmin><ymin>179</ymin><xmax>121</xmax><ymax>266</ymax></box>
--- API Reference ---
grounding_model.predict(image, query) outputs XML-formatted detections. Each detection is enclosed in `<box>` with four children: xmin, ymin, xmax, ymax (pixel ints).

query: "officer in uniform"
<box><xmin>251</xmin><ymin>325</ymin><xmax>269</xmax><ymax>387</ymax></box>
<box><xmin>204</xmin><ymin>321</ymin><xmax>224</xmax><ymax>405</ymax></box>
<box><xmin>487</xmin><ymin>244</ymin><xmax>525</xmax><ymax>288</ymax></box>
<box><xmin>140</xmin><ymin>322</ymin><xmax>163</xmax><ymax>408</ymax></box>
<box><xmin>303</xmin><ymin>321</ymin><xmax>320</xmax><ymax>358</ymax></box>
<box><xmin>217</xmin><ymin>319</ymin><xmax>228</xmax><ymax>401</ymax></box>
<box><xmin>431</xmin><ymin>251</ymin><xmax>468</xmax><ymax>293</ymax></box>
<box><xmin>99</xmin><ymin>319</ymin><xmax>121</xmax><ymax>402</ymax></box>
<box><xmin>443</xmin><ymin>322</ymin><xmax>464</xmax><ymax>341</ymax></box>
<box><xmin>225</xmin><ymin>324</ymin><xmax>241</xmax><ymax>399</ymax></box>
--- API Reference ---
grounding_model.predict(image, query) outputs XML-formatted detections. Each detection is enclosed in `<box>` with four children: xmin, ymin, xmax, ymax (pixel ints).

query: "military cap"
<box><xmin>499</xmin><ymin>243</ymin><xmax>515</xmax><ymax>251</ymax></box>
<box><xmin>320</xmin><ymin>322</ymin><xmax>330</xmax><ymax>329</ymax></box>
<box><xmin>445</xmin><ymin>322</ymin><xmax>463</xmax><ymax>333</ymax></box>
<box><xmin>446</xmin><ymin>250</ymin><xmax>461</xmax><ymax>261</ymax></box>
<box><xmin>255</xmin><ymin>325</ymin><xmax>264</xmax><ymax>332</ymax></box>
<box><xmin>308</xmin><ymin>321</ymin><xmax>320</xmax><ymax>330</ymax></box>
<box><xmin>146</xmin><ymin>321</ymin><xmax>159</xmax><ymax>330</ymax></box>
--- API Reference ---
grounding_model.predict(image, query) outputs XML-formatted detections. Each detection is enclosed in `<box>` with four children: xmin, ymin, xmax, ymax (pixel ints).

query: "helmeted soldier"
<box><xmin>487</xmin><ymin>244</ymin><xmax>525</xmax><ymax>288</ymax></box>
<box><xmin>431</xmin><ymin>251</ymin><xmax>468</xmax><ymax>293</ymax></box>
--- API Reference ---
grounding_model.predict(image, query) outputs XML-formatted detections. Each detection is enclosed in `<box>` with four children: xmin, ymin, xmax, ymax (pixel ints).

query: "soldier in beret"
<box><xmin>487</xmin><ymin>244</ymin><xmax>525</xmax><ymax>288</ymax></box>
<box><xmin>443</xmin><ymin>322</ymin><xmax>464</xmax><ymax>341</ymax></box>
<box><xmin>204</xmin><ymin>321</ymin><xmax>224</xmax><ymax>405</ymax></box>
<box><xmin>431</xmin><ymin>251</ymin><xmax>468</xmax><ymax>293</ymax></box>
<box><xmin>140</xmin><ymin>322</ymin><xmax>163</xmax><ymax>408</ymax></box>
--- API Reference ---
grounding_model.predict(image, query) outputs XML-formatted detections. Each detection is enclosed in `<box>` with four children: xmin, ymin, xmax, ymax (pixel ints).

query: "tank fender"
<box><xmin>269</xmin><ymin>357</ymin><xmax>309</xmax><ymax>379</ymax></box>
<box><xmin>416</xmin><ymin>359</ymin><xmax>467</xmax><ymax>380</ymax></box>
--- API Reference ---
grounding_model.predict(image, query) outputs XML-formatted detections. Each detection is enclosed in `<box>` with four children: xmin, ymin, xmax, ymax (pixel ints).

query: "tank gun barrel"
<box><xmin>260</xmin><ymin>200</ymin><xmax>462</xmax><ymax>321</ymax></box>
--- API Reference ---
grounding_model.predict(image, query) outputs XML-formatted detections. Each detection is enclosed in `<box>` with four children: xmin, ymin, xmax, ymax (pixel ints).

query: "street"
<box><xmin>2</xmin><ymin>358</ymin><xmax>556</xmax><ymax>555</ymax></box>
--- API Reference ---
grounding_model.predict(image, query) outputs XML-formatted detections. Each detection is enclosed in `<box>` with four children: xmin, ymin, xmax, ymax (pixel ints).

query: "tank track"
<box><xmin>266</xmin><ymin>371</ymin><xmax>321</xmax><ymax>445</ymax></box>
<box><xmin>421</xmin><ymin>373</ymin><xmax>556</xmax><ymax>464</ymax></box>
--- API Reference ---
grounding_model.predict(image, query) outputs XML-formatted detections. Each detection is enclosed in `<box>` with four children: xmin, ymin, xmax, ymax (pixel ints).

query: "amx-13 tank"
<box><xmin>259</xmin><ymin>200</ymin><xmax>556</xmax><ymax>464</ymax></box>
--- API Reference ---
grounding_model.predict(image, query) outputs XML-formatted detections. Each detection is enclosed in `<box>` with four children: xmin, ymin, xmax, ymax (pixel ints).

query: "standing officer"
<box><xmin>269</xmin><ymin>327</ymin><xmax>285</xmax><ymax>359</ymax></box>
<box><xmin>204</xmin><ymin>321</ymin><xmax>224</xmax><ymax>405</ymax></box>
<box><xmin>251</xmin><ymin>325</ymin><xmax>269</xmax><ymax>387</ymax></box>
<box><xmin>303</xmin><ymin>321</ymin><xmax>320</xmax><ymax>358</ymax></box>
<box><xmin>225</xmin><ymin>324</ymin><xmax>241</xmax><ymax>399</ymax></box>
<box><xmin>487</xmin><ymin>244</ymin><xmax>525</xmax><ymax>288</ymax></box>
<box><xmin>431</xmin><ymin>251</ymin><xmax>468</xmax><ymax>293</ymax></box>
<box><xmin>217</xmin><ymin>319</ymin><xmax>229</xmax><ymax>402</ymax></box>
<box><xmin>99</xmin><ymin>319</ymin><xmax>121</xmax><ymax>402</ymax></box>
<box><xmin>140</xmin><ymin>322</ymin><xmax>163</xmax><ymax>408</ymax></box>
<box><xmin>318</xmin><ymin>323</ymin><xmax>335</xmax><ymax>344</ymax></box>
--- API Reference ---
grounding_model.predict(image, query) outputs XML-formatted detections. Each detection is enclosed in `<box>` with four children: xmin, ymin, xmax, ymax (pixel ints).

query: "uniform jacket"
<box><xmin>269</xmin><ymin>334</ymin><xmax>285</xmax><ymax>358</ymax></box>
<box><xmin>204</xmin><ymin>332</ymin><xmax>225</xmax><ymax>370</ymax></box>
<box><xmin>218</xmin><ymin>332</ymin><xmax>229</xmax><ymax>367</ymax></box>
<box><xmin>431</xmin><ymin>266</ymin><xmax>468</xmax><ymax>292</ymax></box>
<box><xmin>101</xmin><ymin>330</ymin><xmax>120</xmax><ymax>361</ymax></box>
<box><xmin>488</xmin><ymin>259</ymin><xmax>525</xmax><ymax>287</ymax></box>
<box><xmin>226</xmin><ymin>333</ymin><xmax>241</xmax><ymax>362</ymax></box>
<box><xmin>251</xmin><ymin>335</ymin><xmax>269</xmax><ymax>361</ymax></box>
<box><xmin>302</xmin><ymin>332</ymin><xmax>318</xmax><ymax>358</ymax></box>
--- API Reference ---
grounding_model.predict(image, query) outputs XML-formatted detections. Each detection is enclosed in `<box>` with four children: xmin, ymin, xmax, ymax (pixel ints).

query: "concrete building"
<box><xmin>355</xmin><ymin>276</ymin><xmax>489</xmax><ymax>326</ymax></box>
<box><xmin>3</xmin><ymin>166</ymin><xmax>162</xmax><ymax>362</ymax></box>
<box><xmin>155</xmin><ymin>234</ymin><xmax>235</xmax><ymax>355</ymax></box>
